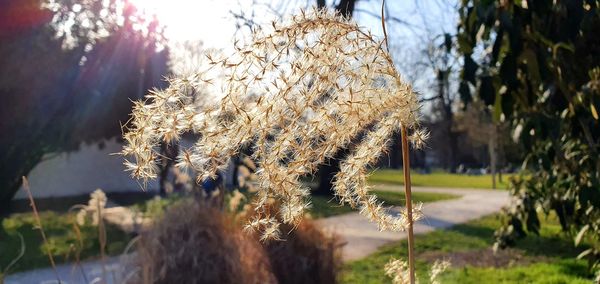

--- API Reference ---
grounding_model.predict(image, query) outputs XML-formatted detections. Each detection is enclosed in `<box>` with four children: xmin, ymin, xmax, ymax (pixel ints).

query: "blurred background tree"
<box><xmin>456</xmin><ymin>0</ymin><xmax>600</xmax><ymax>271</ymax></box>
<box><xmin>454</xmin><ymin>99</ymin><xmax>513</xmax><ymax>189</ymax></box>
<box><xmin>0</xmin><ymin>0</ymin><xmax>169</xmax><ymax>213</ymax></box>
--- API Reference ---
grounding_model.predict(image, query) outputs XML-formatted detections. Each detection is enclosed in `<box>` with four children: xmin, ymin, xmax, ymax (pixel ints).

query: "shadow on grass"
<box><xmin>1</xmin><ymin>211</ymin><xmax>132</xmax><ymax>273</ymax></box>
<box><xmin>442</xmin><ymin>215</ymin><xmax>586</xmax><ymax>260</ymax></box>
<box><xmin>342</xmin><ymin>213</ymin><xmax>594</xmax><ymax>283</ymax></box>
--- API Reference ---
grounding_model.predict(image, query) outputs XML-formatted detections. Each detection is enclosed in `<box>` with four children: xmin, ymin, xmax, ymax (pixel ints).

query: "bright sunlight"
<box><xmin>129</xmin><ymin>0</ymin><xmax>236</xmax><ymax>45</ymax></box>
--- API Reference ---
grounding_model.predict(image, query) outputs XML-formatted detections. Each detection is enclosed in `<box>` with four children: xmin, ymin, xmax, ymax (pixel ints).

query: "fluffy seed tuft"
<box><xmin>122</xmin><ymin>8</ymin><xmax>423</xmax><ymax>238</ymax></box>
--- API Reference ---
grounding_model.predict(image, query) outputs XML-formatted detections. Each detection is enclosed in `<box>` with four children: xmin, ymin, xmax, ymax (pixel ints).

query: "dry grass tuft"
<box><xmin>131</xmin><ymin>200</ymin><xmax>341</xmax><ymax>284</ymax></box>
<box><xmin>261</xmin><ymin>219</ymin><xmax>342</xmax><ymax>284</ymax></box>
<box><xmin>133</xmin><ymin>200</ymin><xmax>276</xmax><ymax>284</ymax></box>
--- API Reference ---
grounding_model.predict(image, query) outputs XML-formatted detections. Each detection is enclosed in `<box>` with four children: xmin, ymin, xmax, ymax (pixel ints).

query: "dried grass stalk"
<box><xmin>21</xmin><ymin>177</ymin><xmax>61</xmax><ymax>283</ymax></box>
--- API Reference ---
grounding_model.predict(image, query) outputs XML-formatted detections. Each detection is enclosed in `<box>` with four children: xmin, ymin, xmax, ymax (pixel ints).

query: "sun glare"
<box><xmin>129</xmin><ymin>0</ymin><xmax>237</xmax><ymax>46</ymax></box>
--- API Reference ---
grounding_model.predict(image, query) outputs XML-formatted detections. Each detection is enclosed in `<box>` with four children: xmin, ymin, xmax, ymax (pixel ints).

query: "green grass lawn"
<box><xmin>129</xmin><ymin>190</ymin><xmax>458</xmax><ymax>220</ymax></box>
<box><xmin>342</xmin><ymin>213</ymin><xmax>594</xmax><ymax>283</ymax></box>
<box><xmin>310</xmin><ymin>190</ymin><xmax>458</xmax><ymax>218</ymax></box>
<box><xmin>0</xmin><ymin>211</ymin><xmax>132</xmax><ymax>274</ymax></box>
<box><xmin>368</xmin><ymin>169</ymin><xmax>514</xmax><ymax>189</ymax></box>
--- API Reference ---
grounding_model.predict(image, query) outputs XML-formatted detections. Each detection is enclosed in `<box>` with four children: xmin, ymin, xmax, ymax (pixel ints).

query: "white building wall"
<box><xmin>15</xmin><ymin>138</ymin><xmax>159</xmax><ymax>199</ymax></box>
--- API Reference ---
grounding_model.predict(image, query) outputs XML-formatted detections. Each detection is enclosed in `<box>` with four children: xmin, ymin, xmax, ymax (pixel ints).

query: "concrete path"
<box><xmin>317</xmin><ymin>186</ymin><xmax>510</xmax><ymax>261</ymax></box>
<box><xmin>4</xmin><ymin>255</ymin><xmax>131</xmax><ymax>284</ymax></box>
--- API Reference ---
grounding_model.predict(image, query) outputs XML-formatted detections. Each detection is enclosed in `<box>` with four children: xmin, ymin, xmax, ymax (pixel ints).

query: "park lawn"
<box><xmin>133</xmin><ymin>190</ymin><xmax>459</xmax><ymax>220</ymax></box>
<box><xmin>342</xmin><ymin>213</ymin><xmax>594</xmax><ymax>284</ymax></box>
<box><xmin>368</xmin><ymin>169</ymin><xmax>514</xmax><ymax>189</ymax></box>
<box><xmin>310</xmin><ymin>190</ymin><xmax>458</xmax><ymax>218</ymax></box>
<box><xmin>0</xmin><ymin>211</ymin><xmax>132</xmax><ymax>274</ymax></box>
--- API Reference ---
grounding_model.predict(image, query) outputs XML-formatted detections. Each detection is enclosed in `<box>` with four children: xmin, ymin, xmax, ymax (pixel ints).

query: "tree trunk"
<box><xmin>438</xmin><ymin>69</ymin><xmax>459</xmax><ymax>172</ymax></box>
<box><xmin>159</xmin><ymin>141</ymin><xmax>179</xmax><ymax>196</ymax></box>
<box><xmin>336</xmin><ymin>0</ymin><xmax>357</xmax><ymax>17</ymax></box>
<box><xmin>447</xmin><ymin>128</ymin><xmax>459</xmax><ymax>173</ymax></box>
<box><xmin>444</xmin><ymin>105</ymin><xmax>459</xmax><ymax>172</ymax></box>
<box><xmin>489</xmin><ymin>129</ymin><xmax>497</xmax><ymax>189</ymax></box>
<box><xmin>315</xmin><ymin>153</ymin><xmax>342</xmax><ymax>196</ymax></box>
<box><xmin>498</xmin><ymin>132</ymin><xmax>504</xmax><ymax>183</ymax></box>
<box><xmin>0</xmin><ymin>146</ymin><xmax>44</xmax><ymax>215</ymax></box>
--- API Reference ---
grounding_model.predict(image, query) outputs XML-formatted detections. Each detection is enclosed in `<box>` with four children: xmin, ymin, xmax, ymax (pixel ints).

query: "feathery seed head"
<box><xmin>122</xmin><ymin>8</ymin><xmax>424</xmax><ymax>239</ymax></box>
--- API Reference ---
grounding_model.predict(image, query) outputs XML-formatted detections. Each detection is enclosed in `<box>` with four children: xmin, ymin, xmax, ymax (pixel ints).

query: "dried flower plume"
<box><xmin>76</xmin><ymin>189</ymin><xmax>107</xmax><ymax>226</ymax></box>
<box><xmin>430</xmin><ymin>259</ymin><xmax>451</xmax><ymax>284</ymax></box>
<box><xmin>385</xmin><ymin>258</ymin><xmax>411</xmax><ymax>284</ymax></box>
<box><xmin>385</xmin><ymin>258</ymin><xmax>450</xmax><ymax>284</ymax></box>
<box><xmin>121</xmin><ymin>8</ymin><xmax>424</xmax><ymax>240</ymax></box>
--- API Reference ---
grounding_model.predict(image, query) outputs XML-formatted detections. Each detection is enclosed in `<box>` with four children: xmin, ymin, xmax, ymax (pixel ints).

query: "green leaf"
<box><xmin>493</xmin><ymin>91</ymin><xmax>503</xmax><ymax>122</ymax></box>
<box><xmin>467</xmin><ymin>6</ymin><xmax>477</xmax><ymax>32</ymax></box>
<box><xmin>464</xmin><ymin>55</ymin><xmax>478</xmax><ymax>83</ymax></box>
<box><xmin>491</xmin><ymin>28</ymin><xmax>504</xmax><ymax>64</ymax></box>
<box><xmin>499</xmin><ymin>53</ymin><xmax>517</xmax><ymax>88</ymax></box>
<box><xmin>591</xmin><ymin>103</ymin><xmax>598</xmax><ymax>120</ymax></box>
<box><xmin>575</xmin><ymin>224</ymin><xmax>589</xmax><ymax>246</ymax></box>
<box><xmin>520</xmin><ymin>48</ymin><xmax>541</xmax><ymax>85</ymax></box>
<box><xmin>479</xmin><ymin>75</ymin><xmax>495</xmax><ymax>105</ymax></box>
<box><xmin>577</xmin><ymin>248</ymin><xmax>593</xmax><ymax>259</ymax></box>
<box><xmin>457</xmin><ymin>33</ymin><xmax>473</xmax><ymax>55</ymax></box>
<box><xmin>552</xmin><ymin>42</ymin><xmax>575</xmax><ymax>59</ymax></box>
<box><xmin>459</xmin><ymin>81</ymin><xmax>472</xmax><ymax>106</ymax></box>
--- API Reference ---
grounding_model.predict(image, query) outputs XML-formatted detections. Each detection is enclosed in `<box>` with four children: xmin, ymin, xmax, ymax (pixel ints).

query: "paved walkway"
<box><xmin>317</xmin><ymin>186</ymin><xmax>510</xmax><ymax>261</ymax></box>
<box><xmin>4</xmin><ymin>255</ymin><xmax>129</xmax><ymax>284</ymax></box>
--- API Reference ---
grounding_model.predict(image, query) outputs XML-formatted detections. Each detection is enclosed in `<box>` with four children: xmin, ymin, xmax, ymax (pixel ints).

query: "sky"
<box><xmin>127</xmin><ymin>0</ymin><xmax>457</xmax><ymax>47</ymax></box>
<box><xmin>128</xmin><ymin>0</ymin><xmax>458</xmax><ymax>101</ymax></box>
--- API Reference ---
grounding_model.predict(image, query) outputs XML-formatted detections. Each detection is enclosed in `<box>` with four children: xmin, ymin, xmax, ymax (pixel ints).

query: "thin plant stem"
<box><xmin>2</xmin><ymin>233</ymin><xmax>25</xmax><ymax>277</ymax></box>
<box><xmin>381</xmin><ymin>1</ymin><xmax>416</xmax><ymax>283</ymax></box>
<box><xmin>68</xmin><ymin>205</ymin><xmax>89</xmax><ymax>283</ymax></box>
<box><xmin>97</xmin><ymin>198</ymin><xmax>108</xmax><ymax>283</ymax></box>
<box><xmin>21</xmin><ymin>177</ymin><xmax>62</xmax><ymax>283</ymax></box>
<box><xmin>400</xmin><ymin>126</ymin><xmax>415</xmax><ymax>284</ymax></box>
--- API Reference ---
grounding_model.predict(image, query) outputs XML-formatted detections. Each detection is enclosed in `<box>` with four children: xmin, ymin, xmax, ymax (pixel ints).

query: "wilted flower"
<box><xmin>76</xmin><ymin>189</ymin><xmax>107</xmax><ymax>226</ymax></box>
<box><xmin>385</xmin><ymin>258</ymin><xmax>411</xmax><ymax>284</ymax></box>
<box><xmin>409</xmin><ymin>128</ymin><xmax>430</xmax><ymax>150</ymax></box>
<box><xmin>430</xmin><ymin>259</ymin><xmax>451</xmax><ymax>284</ymax></box>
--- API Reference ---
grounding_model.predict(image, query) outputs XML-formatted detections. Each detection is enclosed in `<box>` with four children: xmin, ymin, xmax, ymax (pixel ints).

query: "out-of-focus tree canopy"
<box><xmin>0</xmin><ymin>0</ymin><xmax>169</xmax><ymax>210</ymax></box>
<box><xmin>456</xmin><ymin>0</ymin><xmax>600</xmax><ymax>272</ymax></box>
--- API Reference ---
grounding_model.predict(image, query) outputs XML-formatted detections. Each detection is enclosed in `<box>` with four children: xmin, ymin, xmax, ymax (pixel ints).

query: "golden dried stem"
<box><xmin>400</xmin><ymin>126</ymin><xmax>415</xmax><ymax>284</ymax></box>
<box><xmin>97</xmin><ymin>198</ymin><xmax>109</xmax><ymax>283</ymax></box>
<box><xmin>21</xmin><ymin>177</ymin><xmax>62</xmax><ymax>283</ymax></box>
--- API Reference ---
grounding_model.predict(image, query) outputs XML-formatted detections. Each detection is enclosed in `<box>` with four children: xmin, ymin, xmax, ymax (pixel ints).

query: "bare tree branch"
<box><xmin>418</xmin><ymin>94</ymin><xmax>443</xmax><ymax>103</ymax></box>
<box><xmin>354</xmin><ymin>8</ymin><xmax>422</xmax><ymax>30</ymax></box>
